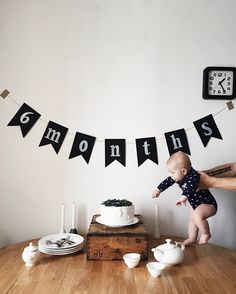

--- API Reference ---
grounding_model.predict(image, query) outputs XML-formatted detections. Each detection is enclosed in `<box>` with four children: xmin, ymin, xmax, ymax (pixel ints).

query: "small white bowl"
<box><xmin>146</xmin><ymin>262</ymin><xmax>165</xmax><ymax>277</ymax></box>
<box><xmin>123</xmin><ymin>253</ymin><xmax>141</xmax><ymax>268</ymax></box>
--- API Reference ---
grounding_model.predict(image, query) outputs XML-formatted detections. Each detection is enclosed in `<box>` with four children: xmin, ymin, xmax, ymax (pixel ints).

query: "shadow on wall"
<box><xmin>0</xmin><ymin>230</ymin><xmax>13</xmax><ymax>248</ymax></box>
<box><xmin>76</xmin><ymin>204</ymin><xmax>88</xmax><ymax>235</ymax></box>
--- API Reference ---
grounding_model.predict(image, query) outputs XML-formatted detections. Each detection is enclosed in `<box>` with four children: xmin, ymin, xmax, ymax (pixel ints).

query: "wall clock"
<box><xmin>202</xmin><ymin>66</ymin><xmax>236</xmax><ymax>100</ymax></box>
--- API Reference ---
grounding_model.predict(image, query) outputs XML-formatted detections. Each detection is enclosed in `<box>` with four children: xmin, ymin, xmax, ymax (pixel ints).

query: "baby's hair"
<box><xmin>167</xmin><ymin>151</ymin><xmax>191</xmax><ymax>170</ymax></box>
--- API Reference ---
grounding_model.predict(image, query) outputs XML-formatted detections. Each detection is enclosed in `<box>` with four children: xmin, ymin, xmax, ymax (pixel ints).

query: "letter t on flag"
<box><xmin>135</xmin><ymin>137</ymin><xmax>158</xmax><ymax>166</ymax></box>
<box><xmin>39</xmin><ymin>121</ymin><xmax>68</xmax><ymax>154</ymax></box>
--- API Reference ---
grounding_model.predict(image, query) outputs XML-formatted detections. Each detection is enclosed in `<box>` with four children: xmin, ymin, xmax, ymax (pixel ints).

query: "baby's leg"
<box><xmin>193</xmin><ymin>204</ymin><xmax>216</xmax><ymax>244</ymax></box>
<box><xmin>183</xmin><ymin>207</ymin><xmax>199</xmax><ymax>246</ymax></box>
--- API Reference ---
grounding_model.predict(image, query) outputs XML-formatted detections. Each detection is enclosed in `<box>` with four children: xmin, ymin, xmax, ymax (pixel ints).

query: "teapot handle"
<box><xmin>175</xmin><ymin>241</ymin><xmax>185</xmax><ymax>251</ymax></box>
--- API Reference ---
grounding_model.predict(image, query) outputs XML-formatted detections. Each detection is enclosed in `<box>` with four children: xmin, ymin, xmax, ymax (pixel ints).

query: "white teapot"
<box><xmin>151</xmin><ymin>238</ymin><xmax>185</xmax><ymax>266</ymax></box>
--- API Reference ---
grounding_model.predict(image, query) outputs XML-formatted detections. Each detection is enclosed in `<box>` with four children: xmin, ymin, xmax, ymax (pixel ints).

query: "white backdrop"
<box><xmin>0</xmin><ymin>0</ymin><xmax>236</xmax><ymax>250</ymax></box>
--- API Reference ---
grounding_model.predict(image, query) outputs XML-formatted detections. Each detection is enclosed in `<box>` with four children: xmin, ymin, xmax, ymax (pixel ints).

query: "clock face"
<box><xmin>203</xmin><ymin>67</ymin><xmax>236</xmax><ymax>100</ymax></box>
<box><xmin>208</xmin><ymin>70</ymin><xmax>233</xmax><ymax>96</ymax></box>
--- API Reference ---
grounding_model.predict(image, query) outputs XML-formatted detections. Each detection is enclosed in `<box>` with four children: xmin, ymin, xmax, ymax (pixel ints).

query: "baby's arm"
<box><xmin>152</xmin><ymin>189</ymin><xmax>161</xmax><ymax>198</ymax></box>
<box><xmin>152</xmin><ymin>177</ymin><xmax>175</xmax><ymax>198</ymax></box>
<box><xmin>176</xmin><ymin>195</ymin><xmax>188</xmax><ymax>206</ymax></box>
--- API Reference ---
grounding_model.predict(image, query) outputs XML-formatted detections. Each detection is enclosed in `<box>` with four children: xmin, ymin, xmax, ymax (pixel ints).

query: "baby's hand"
<box><xmin>176</xmin><ymin>195</ymin><xmax>188</xmax><ymax>206</ymax></box>
<box><xmin>152</xmin><ymin>189</ymin><xmax>161</xmax><ymax>198</ymax></box>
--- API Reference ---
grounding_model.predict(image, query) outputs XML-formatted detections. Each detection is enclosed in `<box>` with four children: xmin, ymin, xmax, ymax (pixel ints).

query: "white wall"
<box><xmin>0</xmin><ymin>0</ymin><xmax>236</xmax><ymax>250</ymax></box>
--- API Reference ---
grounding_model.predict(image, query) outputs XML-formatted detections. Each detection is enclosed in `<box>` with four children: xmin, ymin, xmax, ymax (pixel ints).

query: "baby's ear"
<box><xmin>182</xmin><ymin>168</ymin><xmax>188</xmax><ymax>175</ymax></box>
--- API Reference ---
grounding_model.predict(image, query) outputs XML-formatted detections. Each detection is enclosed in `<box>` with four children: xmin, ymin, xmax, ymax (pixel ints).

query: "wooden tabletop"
<box><xmin>0</xmin><ymin>236</ymin><xmax>235</xmax><ymax>294</ymax></box>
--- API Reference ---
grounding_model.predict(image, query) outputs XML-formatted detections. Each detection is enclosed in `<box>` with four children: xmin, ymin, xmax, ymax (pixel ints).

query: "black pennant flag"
<box><xmin>39</xmin><ymin>121</ymin><xmax>68</xmax><ymax>154</ymax></box>
<box><xmin>69</xmin><ymin>132</ymin><xmax>96</xmax><ymax>163</ymax></box>
<box><xmin>136</xmin><ymin>137</ymin><xmax>158</xmax><ymax>166</ymax></box>
<box><xmin>165</xmin><ymin>128</ymin><xmax>191</xmax><ymax>156</ymax></box>
<box><xmin>105</xmin><ymin>139</ymin><xmax>126</xmax><ymax>167</ymax></box>
<box><xmin>7</xmin><ymin>103</ymin><xmax>41</xmax><ymax>137</ymax></box>
<box><xmin>193</xmin><ymin>114</ymin><xmax>223</xmax><ymax>147</ymax></box>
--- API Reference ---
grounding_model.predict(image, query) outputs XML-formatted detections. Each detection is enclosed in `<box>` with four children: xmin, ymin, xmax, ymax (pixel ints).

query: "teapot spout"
<box><xmin>175</xmin><ymin>241</ymin><xmax>185</xmax><ymax>251</ymax></box>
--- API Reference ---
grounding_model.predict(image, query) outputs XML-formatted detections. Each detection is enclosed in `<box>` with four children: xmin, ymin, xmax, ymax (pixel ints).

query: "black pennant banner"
<box><xmin>165</xmin><ymin>128</ymin><xmax>191</xmax><ymax>156</ymax></box>
<box><xmin>136</xmin><ymin>137</ymin><xmax>158</xmax><ymax>166</ymax></box>
<box><xmin>105</xmin><ymin>139</ymin><xmax>126</xmax><ymax>167</ymax></box>
<box><xmin>69</xmin><ymin>132</ymin><xmax>96</xmax><ymax>163</ymax></box>
<box><xmin>39</xmin><ymin>121</ymin><xmax>68</xmax><ymax>154</ymax></box>
<box><xmin>193</xmin><ymin>114</ymin><xmax>223</xmax><ymax>147</ymax></box>
<box><xmin>7</xmin><ymin>103</ymin><xmax>41</xmax><ymax>137</ymax></box>
<box><xmin>4</xmin><ymin>97</ymin><xmax>227</xmax><ymax>164</ymax></box>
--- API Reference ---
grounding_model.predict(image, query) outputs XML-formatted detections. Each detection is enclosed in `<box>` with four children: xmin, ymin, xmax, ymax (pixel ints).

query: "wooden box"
<box><xmin>86</xmin><ymin>214</ymin><xmax>148</xmax><ymax>260</ymax></box>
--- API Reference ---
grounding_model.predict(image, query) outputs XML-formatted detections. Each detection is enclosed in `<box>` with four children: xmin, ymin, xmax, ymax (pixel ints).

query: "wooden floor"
<box><xmin>0</xmin><ymin>236</ymin><xmax>236</xmax><ymax>294</ymax></box>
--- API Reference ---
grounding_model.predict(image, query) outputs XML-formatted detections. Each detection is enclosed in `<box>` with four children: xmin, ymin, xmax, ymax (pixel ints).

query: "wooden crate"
<box><xmin>86</xmin><ymin>214</ymin><xmax>148</xmax><ymax>260</ymax></box>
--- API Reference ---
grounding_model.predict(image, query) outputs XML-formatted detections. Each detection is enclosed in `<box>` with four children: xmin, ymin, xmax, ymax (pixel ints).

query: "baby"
<box><xmin>152</xmin><ymin>151</ymin><xmax>217</xmax><ymax>246</ymax></box>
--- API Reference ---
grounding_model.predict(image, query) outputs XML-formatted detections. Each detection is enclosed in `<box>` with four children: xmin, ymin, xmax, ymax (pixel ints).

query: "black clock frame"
<box><xmin>202</xmin><ymin>66</ymin><xmax>236</xmax><ymax>100</ymax></box>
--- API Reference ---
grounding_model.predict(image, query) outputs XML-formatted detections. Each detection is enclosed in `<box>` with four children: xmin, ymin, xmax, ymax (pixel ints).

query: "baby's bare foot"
<box><xmin>199</xmin><ymin>233</ymin><xmax>211</xmax><ymax>244</ymax></box>
<box><xmin>183</xmin><ymin>238</ymin><xmax>196</xmax><ymax>246</ymax></box>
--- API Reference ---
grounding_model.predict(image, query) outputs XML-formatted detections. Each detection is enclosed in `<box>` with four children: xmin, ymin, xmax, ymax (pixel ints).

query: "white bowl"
<box><xmin>146</xmin><ymin>262</ymin><xmax>165</xmax><ymax>277</ymax></box>
<box><xmin>123</xmin><ymin>253</ymin><xmax>141</xmax><ymax>268</ymax></box>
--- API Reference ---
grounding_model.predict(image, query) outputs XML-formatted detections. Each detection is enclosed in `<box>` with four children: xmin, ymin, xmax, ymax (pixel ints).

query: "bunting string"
<box><xmin>1</xmin><ymin>88</ymin><xmax>235</xmax><ymax>166</ymax></box>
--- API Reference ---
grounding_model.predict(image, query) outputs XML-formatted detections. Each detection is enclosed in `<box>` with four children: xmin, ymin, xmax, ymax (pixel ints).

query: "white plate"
<box><xmin>39</xmin><ymin>246</ymin><xmax>83</xmax><ymax>255</ymax></box>
<box><xmin>96</xmin><ymin>216</ymin><xmax>139</xmax><ymax>227</ymax></box>
<box><xmin>38</xmin><ymin>233</ymin><xmax>84</xmax><ymax>250</ymax></box>
<box><xmin>38</xmin><ymin>242</ymin><xmax>84</xmax><ymax>253</ymax></box>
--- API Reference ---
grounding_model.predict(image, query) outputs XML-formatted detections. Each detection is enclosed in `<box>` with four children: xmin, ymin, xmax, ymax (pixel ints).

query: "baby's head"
<box><xmin>166</xmin><ymin>151</ymin><xmax>192</xmax><ymax>181</ymax></box>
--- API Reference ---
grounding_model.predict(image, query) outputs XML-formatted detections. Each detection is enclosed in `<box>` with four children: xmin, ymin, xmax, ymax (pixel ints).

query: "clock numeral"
<box><xmin>208</xmin><ymin>86</ymin><xmax>212</xmax><ymax>90</ymax></box>
<box><xmin>227</xmin><ymin>77</ymin><xmax>231</xmax><ymax>81</ymax></box>
<box><xmin>209</xmin><ymin>77</ymin><xmax>214</xmax><ymax>80</ymax></box>
<box><xmin>218</xmin><ymin>73</ymin><xmax>222</xmax><ymax>77</ymax></box>
<box><xmin>227</xmin><ymin>87</ymin><xmax>231</xmax><ymax>90</ymax></box>
<box><xmin>218</xmin><ymin>90</ymin><xmax>221</xmax><ymax>94</ymax></box>
<box><xmin>227</xmin><ymin>82</ymin><xmax>231</xmax><ymax>85</ymax></box>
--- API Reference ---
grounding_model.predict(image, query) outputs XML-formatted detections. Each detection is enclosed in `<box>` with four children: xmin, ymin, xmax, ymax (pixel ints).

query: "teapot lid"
<box><xmin>24</xmin><ymin>242</ymin><xmax>38</xmax><ymax>252</ymax></box>
<box><xmin>157</xmin><ymin>239</ymin><xmax>175</xmax><ymax>250</ymax></box>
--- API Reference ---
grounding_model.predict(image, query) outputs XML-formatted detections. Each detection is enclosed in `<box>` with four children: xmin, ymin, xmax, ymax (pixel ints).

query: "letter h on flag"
<box><xmin>165</xmin><ymin>128</ymin><xmax>191</xmax><ymax>156</ymax></box>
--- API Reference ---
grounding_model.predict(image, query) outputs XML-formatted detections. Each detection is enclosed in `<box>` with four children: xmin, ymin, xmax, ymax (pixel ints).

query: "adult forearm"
<box><xmin>211</xmin><ymin>177</ymin><xmax>236</xmax><ymax>191</ymax></box>
<box><xmin>202</xmin><ymin>162</ymin><xmax>236</xmax><ymax>178</ymax></box>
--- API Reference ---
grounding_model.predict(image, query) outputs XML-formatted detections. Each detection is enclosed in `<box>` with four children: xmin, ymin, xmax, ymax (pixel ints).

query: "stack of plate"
<box><xmin>38</xmin><ymin>233</ymin><xmax>84</xmax><ymax>255</ymax></box>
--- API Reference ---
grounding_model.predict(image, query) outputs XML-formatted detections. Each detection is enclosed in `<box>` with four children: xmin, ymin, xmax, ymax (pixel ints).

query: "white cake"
<box><xmin>100</xmin><ymin>199</ymin><xmax>134</xmax><ymax>226</ymax></box>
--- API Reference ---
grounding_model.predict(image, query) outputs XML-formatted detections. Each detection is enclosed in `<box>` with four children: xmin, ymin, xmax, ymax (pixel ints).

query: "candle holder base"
<box><xmin>69</xmin><ymin>228</ymin><xmax>79</xmax><ymax>234</ymax></box>
<box><xmin>153</xmin><ymin>227</ymin><xmax>160</xmax><ymax>239</ymax></box>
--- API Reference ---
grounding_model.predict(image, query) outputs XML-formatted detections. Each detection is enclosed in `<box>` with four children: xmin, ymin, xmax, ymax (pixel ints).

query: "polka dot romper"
<box><xmin>157</xmin><ymin>167</ymin><xmax>218</xmax><ymax>211</ymax></box>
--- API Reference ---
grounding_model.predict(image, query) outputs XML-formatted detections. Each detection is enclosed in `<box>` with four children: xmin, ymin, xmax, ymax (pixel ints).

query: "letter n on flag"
<box><xmin>39</xmin><ymin>121</ymin><xmax>68</xmax><ymax>154</ymax></box>
<box><xmin>105</xmin><ymin>139</ymin><xmax>126</xmax><ymax>167</ymax></box>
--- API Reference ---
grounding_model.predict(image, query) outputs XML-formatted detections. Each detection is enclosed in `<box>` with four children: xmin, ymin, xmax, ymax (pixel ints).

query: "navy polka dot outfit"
<box><xmin>157</xmin><ymin>167</ymin><xmax>218</xmax><ymax>211</ymax></box>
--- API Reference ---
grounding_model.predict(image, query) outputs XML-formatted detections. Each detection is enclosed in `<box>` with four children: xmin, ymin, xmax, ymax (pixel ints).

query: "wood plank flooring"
<box><xmin>0</xmin><ymin>236</ymin><xmax>235</xmax><ymax>294</ymax></box>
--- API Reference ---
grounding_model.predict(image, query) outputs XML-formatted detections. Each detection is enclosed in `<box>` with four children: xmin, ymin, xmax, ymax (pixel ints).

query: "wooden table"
<box><xmin>0</xmin><ymin>236</ymin><xmax>235</xmax><ymax>294</ymax></box>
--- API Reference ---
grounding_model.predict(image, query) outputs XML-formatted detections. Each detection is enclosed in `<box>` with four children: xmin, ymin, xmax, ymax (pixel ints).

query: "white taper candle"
<box><xmin>154</xmin><ymin>203</ymin><xmax>160</xmax><ymax>239</ymax></box>
<box><xmin>72</xmin><ymin>202</ymin><xmax>75</xmax><ymax>229</ymax></box>
<box><xmin>60</xmin><ymin>203</ymin><xmax>66</xmax><ymax>233</ymax></box>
